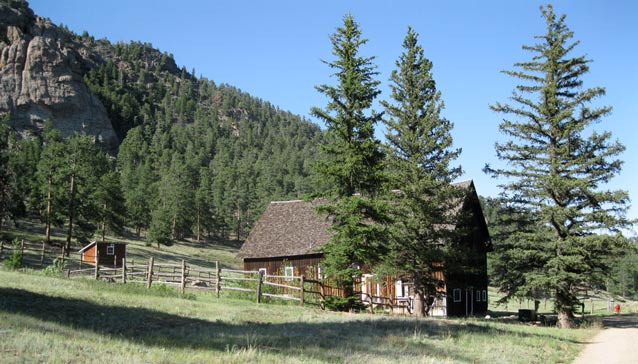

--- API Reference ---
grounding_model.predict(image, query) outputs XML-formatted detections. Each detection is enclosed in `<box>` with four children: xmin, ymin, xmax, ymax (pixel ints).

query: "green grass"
<box><xmin>488</xmin><ymin>286</ymin><xmax>638</xmax><ymax>317</ymax></box>
<box><xmin>0</xmin><ymin>269</ymin><xmax>598</xmax><ymax>364</ymax></box>
<box><xmin>1</xmin><ymin>218</ymin><xmax>243</xmax><ymax>270</ymax></box>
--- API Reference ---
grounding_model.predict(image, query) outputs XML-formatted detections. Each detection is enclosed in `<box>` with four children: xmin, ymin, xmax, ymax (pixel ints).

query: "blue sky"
<box><xmin>29</xmin><ymin>1</ymin><xmax>637</xmax><ymax>231</ymax></box>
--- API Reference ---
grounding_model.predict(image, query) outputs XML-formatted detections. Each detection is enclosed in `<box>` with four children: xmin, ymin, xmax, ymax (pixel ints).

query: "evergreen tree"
<box><xmin>60</xmin><ymin>134</ymin><xmax>110</xmax><ymax>253</ymax></box>
<box><xmin>35</xmin><ymin>123</ymin><xmax>67</xmax><ymax>244</ymax></box>
<box><xmin>485</xmin><ymin>5</ymin><xmax>631</xmax><ymax>328</ymax></box>
<box><xmin>93</xmin><ymin>170</ymin><xmax>126</xmax><ymax>242</ymax></box>
<box><xmin>8</xmin><ymin>131</ymin><xmax>42</xmax><ymax>217</ymax></box>
<box><xmin>311</xmin><ymin>14</ymin><xmax>389</xmax><ymax>305</ymax></box>
<box><xmin>117</xmin><ymin>127</ymin><xmax>155</xmax><ymax>235</ymax></box>
<box><xmin>380</xmin><ymin>27</ymin><xmax>462</xmax><ymax>316</ymax></box>
<box><xmin>0</xmin><ymin>116</ymin><xmax>15</xmax><ymax>234</ymax></box>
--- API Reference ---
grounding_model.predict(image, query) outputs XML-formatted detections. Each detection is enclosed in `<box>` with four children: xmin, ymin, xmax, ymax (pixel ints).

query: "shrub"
<box><xmin>43</xmin><ymin>258</ymin><xmax>66</xmax><ymax>276</ymax></box>
<box><xmin>4</xmin><ymin>240</ymin><xmax>23</xmax><ymax>270</ymax></box>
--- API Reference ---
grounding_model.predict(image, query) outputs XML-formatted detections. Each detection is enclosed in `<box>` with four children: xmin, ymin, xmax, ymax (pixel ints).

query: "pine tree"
<box><xmin>93</xmin><ymin>171</ymin><xmax>126</xmax><ymax>242</ymax></box>
<box><xmin>35</xmin><ymin>123</ymin><xmax>67</xmax><ymax>244</ymax></box>
<box><xmin>0</xmin><ymin>116</ymin><xmax>16</xmax><ymax>234</ymax></box>
<box><xmin>117</xmin><ymin>127</ymin><xmax>155</xmax><ymax>235</ymax></box>
<box><xmin>311</xmin><ymin>14</ymin><xmax>389</xmax><ymax>306</ymax></box>
<box><xmin>60</xmin><ymin>134</ymin><xmax>110</xmax><ymax>253</ymax></box>
<box><xmin>485</xmin><ymin>5</ymin><xmax>631</xmax><ymax>328</ymax></box>
<box><xmin>380</xmin><ymin>27</ymin><xmax>462</xmax><ymax>316</ymax></box>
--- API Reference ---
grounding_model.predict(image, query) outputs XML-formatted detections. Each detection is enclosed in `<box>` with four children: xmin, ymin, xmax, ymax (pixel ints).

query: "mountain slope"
<box><xmin>0</xmin><ymin>1</ymin><xmax>325</xmax><ymax>242</ymax></box>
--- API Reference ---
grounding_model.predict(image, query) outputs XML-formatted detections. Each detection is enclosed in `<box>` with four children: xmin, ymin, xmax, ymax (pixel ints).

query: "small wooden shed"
<box><xmin>78</xmin><ymin>241</ymin><xmax>127</xmax><ymax>267</ymax></box>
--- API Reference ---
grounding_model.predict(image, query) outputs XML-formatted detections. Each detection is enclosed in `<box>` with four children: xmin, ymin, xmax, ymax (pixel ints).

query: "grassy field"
<box><xmin>0</xmin><ymin>269</ymin><xmax>598</xmax><ymax>364</ymax></box>
<box><xmin>0</xmin><ymin>219</ymin><xmax>243</xmax><ymax>270</ymax></box>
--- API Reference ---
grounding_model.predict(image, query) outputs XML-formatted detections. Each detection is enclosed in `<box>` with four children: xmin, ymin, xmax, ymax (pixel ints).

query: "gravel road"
<box><xmin>572</xmin><ymin>315</ymin><xmax>638</xmax><ymax>364</ymax></box>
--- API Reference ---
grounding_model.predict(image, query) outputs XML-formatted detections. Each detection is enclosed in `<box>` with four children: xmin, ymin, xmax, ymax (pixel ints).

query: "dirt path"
<box><xmin>572</xmin><ymin>315</ymin><xmax>638</xmax><ymax>364</ymax></box>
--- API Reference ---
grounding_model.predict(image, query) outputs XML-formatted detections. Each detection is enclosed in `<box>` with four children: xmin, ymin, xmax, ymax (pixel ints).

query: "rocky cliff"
<box><xmin>0</xmin><ymin>2</ymin><xmax>118</xmax><ymax>148</ymax></box>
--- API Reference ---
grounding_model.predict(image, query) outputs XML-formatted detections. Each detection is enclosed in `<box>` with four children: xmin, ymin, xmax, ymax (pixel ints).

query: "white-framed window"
<box><xmin>317</xmin><ymin>265</ymin><xmax>323</xmax><ymax>279</ymax></box>
<box><xmin>284</xmin><ymin>266</ymin><xmax>294</xmax><ymax>281</ymax></box>
<box><xmin>453</xmin><ymin>288</ymin><xmax>462</xmax><ymax>302</ymax></box>
<box><xmin>482</xmin><ymin>290</ymin><xmax>487</xmax><ymax>302</ymax></box>
<box><xmin>476</xmin><ymin>290</ymin><xmax>481</xmax><ymax>302</ymax></box>
<box><xmin>106</xmin><ymin>244</ymin><xmax>115</xmax><ymax>255</ymax></box>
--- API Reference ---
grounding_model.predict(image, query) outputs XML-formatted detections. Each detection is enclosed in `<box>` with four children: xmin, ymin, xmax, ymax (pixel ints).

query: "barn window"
<box><xmin>482</xmin><ymin>290</ymin><xmax>487</xmax><ymax>302</ymax></box>
<box><xmin>284</xmin><ymin>266</ymin><xmax>294</xmax><ymax>281</ymax></box>
<box><xmin>106</xmin><ymin>244</ymin><xmax>115</xmax><ymax>255</ymax></box>
<box><xmin>258</xmin><ymin>268</ymin><xmax>267</xmax><ymax>276</ymax></box>
<box><xmin>476</xmin><ymin>290</ymin><xmax>481</xmax><ymax>302</ymax></box>
<box><xmin>453</xmin><ymin>288</ymin><xmax>462</xmax><ymax>302</ymax></box>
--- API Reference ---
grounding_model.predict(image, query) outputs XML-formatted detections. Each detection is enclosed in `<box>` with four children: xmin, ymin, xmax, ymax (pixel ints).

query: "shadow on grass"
<box><xmin>0</xmin><ymin>287</ymin><xmax>585</xmax><ymax>362</ymax></box>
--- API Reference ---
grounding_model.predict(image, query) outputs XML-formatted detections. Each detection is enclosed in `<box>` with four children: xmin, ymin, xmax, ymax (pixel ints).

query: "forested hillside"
<box><xmin>0</xmin><ymin>1</ymin><xmax>324</xmax><ymax>247</ymax></box>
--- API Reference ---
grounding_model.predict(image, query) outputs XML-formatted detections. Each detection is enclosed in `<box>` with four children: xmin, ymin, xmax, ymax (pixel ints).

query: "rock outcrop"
<box><xmin>0</xmin><ymin>2</ymin><xmax>118</xmax><ymax>149</ymax></box>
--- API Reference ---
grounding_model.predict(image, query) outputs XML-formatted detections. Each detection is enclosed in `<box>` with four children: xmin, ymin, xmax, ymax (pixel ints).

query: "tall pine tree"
<box><xmin>311</xmin><ymin>14</ymin><xmax>389</xmax><ymax>307</ymax></box>
<box><xmin>486</xmin><ymin>5</ymin><xmax>631</xmax><ymax>328</ymax></box>
<box><xmin>380</xmin><ymin>27</ymin><xmax>462</xmax><ymax>317</ymax></box>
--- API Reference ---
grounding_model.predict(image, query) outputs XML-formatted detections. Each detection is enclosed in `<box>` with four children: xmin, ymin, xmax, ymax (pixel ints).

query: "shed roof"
<box><xmin>238</xmin><ymin>199</ymin><xmax>333</xmax><ymax>259</ymax></box>
<box><xmin>78</xmin><ymin>241</ymin><xmax>126</xmax><ymax>253</ymax></box>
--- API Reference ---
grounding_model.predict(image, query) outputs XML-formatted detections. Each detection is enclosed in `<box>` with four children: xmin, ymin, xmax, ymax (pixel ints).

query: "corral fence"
<box><xmin>65</xmin><ymin>257</ymin><xmax>313</xmax><ymax>306</ymax></box>
<box><xmin>0</xmin><ymin>240</ymin><xmax>431</xmax><ymax>313</ymax></box>
<box><xmin>0</xmin><ymin>239</ymin><xmax>69</xmax><ymax>267</ymax></box>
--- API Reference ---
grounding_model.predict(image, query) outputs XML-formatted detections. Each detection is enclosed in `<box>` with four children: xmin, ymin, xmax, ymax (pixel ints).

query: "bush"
<box><xmin>324</xmin><ymin>295</ymin><xmax>366</xmax><ymax>312</ymax></box>
<box><xmin>3</xmin><ymin>240</ymin><xmax>23</xmax><ymax>270</ymax></box>
<box><xmin>43</xmin><ymin>258</ymin><xmax>66</xmax><ymax>276</ymax></box>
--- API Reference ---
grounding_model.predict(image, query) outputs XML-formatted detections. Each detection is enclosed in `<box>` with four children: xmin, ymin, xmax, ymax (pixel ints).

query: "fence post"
<box><xmin>180</xmin><ymin>259</ymin><xmax>186</xmax><ymax>294</ymax></box>
<box><xmin>121</xmin><ymin>258</ymin><xmax>127</xmax><ymax>284</ymax></box>
<box><xmin>94</xmin><ymin>262</ymin><xmax>99</xmax><ymax>280</ymax></box>
<box><xmin>40</xmin><ymin>241</ymin><xmax>46</xmax><ymax>267</ymax></box>
<box><xmin>0</xmin><ymin>240</ymin><xmax>3</xmax><ymax>259</ymax></box>
<box><xmin>146</xmin><ymin>257</ymin><xmax>154</xmax><ymax>289</ymax></box>
<box><xmin>215</xmin><ymin>260</ymin><xmax>221</xmax><ymax>298</ymax></box>
<box><xmin>300</xmin><ymin>275</ymin><xmax>305</xmax><ymax>306</ymax></box>
<box><xmin>20</xmin><ymin>239</ymin><xmax>24</xmax><ymax>265</ymax></box>
<box><xmin>66</xmin><ymin>268</ymin><xmax>70</xmax><ymax>278</ymax></box>
<box><xmin>590</xmin><ymin>298</ymin><xmax>594</xmax><ymax>315</ymax></box>
<box><xmin>114</xmin><ymin>254</ymin><xmax>117</xmax><ymax>268</ymax></box>
<box><xmin>320</xmin><ymin>281</ymin><xmax>325</xmax><ymax>310</ymax></box>
<box><xmin>256</xmin><ymin>269</ymin><xmax>264</xmax><ymax>304</ymax></box>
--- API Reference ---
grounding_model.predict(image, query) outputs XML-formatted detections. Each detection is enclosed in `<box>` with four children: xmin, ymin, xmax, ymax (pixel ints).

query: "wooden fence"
<box><xmin>65</xmin><ymin>257</ymin><xmax>313</xmax><ymax>305</ymax></box>
<box><xmin>0</xmin><ymin>239</ymin><xmax>68</xmax><ymax>267</ymax></box>
<box><xmin>0</xmin><ymin>240</ymin><xmax>411</xmax><ymax>312</ymax></box>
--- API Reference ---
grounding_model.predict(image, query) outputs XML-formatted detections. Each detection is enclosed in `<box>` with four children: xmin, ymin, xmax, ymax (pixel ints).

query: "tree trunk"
<box><xmin>101</xmin><ymin>203</ymin><xmax>107</xmax><ymax>243</ymax></box>
<box><xmin>413</xmin><ymin>275</ymin><xmax>427</xmax><ymax>317</ymax></box>
<box><xmin>557</xmin><ymin>310</ymin><xmax>575</xmax><ymax>329</ymax></box>
<box><xmin>236</xmin><ymin>207</ymin><xmax>241</xmax><ymax>242</ymax></box>
<box><xmin>171</xmin><ymin>215</ymin><xmax>176</xmax><ymax>240</ymax></box>
<box><xmin>196</xmin><ymin>207</ymin><xmax>201</xmax><ymax>243</ymax></box>
<box><xmin>45</xmin><ymin>176</ymin><xmax>52</xmax><ymax>244</ymax></box>
<box><xmin>65</xmin><ymin>172</ymin><xmax>76</xmax><ymax>256</ymax></box>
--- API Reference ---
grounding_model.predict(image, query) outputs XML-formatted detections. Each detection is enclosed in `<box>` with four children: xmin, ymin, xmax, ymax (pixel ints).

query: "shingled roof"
<box><xmin>239</xmin><ymin>180</ymin><xmax>489</xmax><ymax>259</ymax></box>
<box><xmin>238</xmin><ymin>199</ymin><xmax>334</xmax><ymax>259</ymax></box>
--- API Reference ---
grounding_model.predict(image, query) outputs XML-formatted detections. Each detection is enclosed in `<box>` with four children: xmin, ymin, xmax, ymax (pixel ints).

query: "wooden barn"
<box><xmin>78</xmin><ymin>241</ymin><xmax>127</xmax><ymax>267</ymax></box>
<box><xmin>238</xmin><ymin>180</ymin><xmax>491</xmax><ymax>317</ymax></box>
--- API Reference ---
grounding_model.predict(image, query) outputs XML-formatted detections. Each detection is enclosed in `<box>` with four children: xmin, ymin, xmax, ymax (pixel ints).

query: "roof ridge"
<box><xmin>270</xmin><ymin>200</ymin><xmax>305</xmax><ymax>204</ymax></box>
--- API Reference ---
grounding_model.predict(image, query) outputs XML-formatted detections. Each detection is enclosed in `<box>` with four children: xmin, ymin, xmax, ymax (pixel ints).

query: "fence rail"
<box><xmin>0</xmin><ymin>239</ymin><xmax>407</xmax><ymax>312</ymax></box>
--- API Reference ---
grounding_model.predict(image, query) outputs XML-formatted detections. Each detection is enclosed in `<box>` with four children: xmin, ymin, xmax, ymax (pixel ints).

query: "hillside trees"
<box><xmin>0</xmin><ymin>116</ymin><xmax>15</xmax><ymax>234</ymax></box>
<box><xmin>311</xmin><ymin>14</ymin><xmax>390</xmax><ymax>305</ymax></box>
<box><xmin>485</xmin><ymin>5</ymin><xmax>631</xmax><ymax>328</ymax></box>
<box><xmin>1</xmin><ymin>9</ymin><xmax>320</xmax><ymax>247</ymax></box>
<box><xmin>112</xmin><ymin>75</ymin><xmax>322</xmax><ymax>245</ymax></box>
<box><xmin>380</xmin><ymin>27</ymin><xmax>462</xmax><ymax>317</ymax></box>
